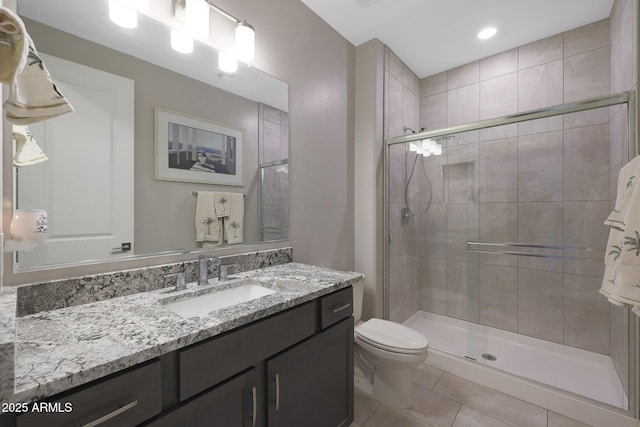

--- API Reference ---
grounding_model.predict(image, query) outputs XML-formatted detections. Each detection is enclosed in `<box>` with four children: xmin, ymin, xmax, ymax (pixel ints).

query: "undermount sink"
<box><xmin>161</xmin><ymin>280</ymin><xmax>277</xmax><ymax>318</ymax></box>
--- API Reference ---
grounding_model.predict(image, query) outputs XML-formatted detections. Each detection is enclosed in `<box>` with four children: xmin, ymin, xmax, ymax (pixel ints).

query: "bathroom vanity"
<box><xmin>0</xmin><ymin>262</ymin><xmax>362</xmax><ymax>427</ymax></box>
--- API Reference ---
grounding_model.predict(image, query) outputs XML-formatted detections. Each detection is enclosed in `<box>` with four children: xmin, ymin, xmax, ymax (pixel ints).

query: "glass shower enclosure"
<box><xmin>385</xmin><ymin>92</ymin><xmax>636</xmax><ymax>412</ymax></box>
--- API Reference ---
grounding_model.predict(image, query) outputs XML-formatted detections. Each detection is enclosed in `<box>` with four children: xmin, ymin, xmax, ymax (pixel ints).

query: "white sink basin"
<box><xmin>162</xmin><ymin>283</ymin><xmax>276</xmax><ymax>318</ymax></box>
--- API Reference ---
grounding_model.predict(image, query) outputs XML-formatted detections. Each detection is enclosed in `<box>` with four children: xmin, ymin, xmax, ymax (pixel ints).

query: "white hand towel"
<box><xmin>0</xmin><ymin>7</ymin><xmax>28</xmax><ymax>87</ymax></box>
<box><xmin>4</xmin><ymin>33</ymin><xmax>74</xmax><ymax>125</ymax></box>
<box><xmin>195</xmin><ymin>191</ymin><xmax>221</xmax><ymax>245</ymax></box>
<box><xmin>223</xmin><ymin>192</ymin><xmax>244</xmax><ymax>244</ymax></box>
<box><xmin>12</xmin><ymin>125</ymin><xmax>47</xmax><ymax>167</ymax></box>
<box><xmin>214</xmin><ymin>192</ymin><xmax>231</xmax><ymax>218</ymax></box>
<box><xmin>601</xmin><ymin>155</ymin><xmax>640</xmax><ymax>315</ymax></box>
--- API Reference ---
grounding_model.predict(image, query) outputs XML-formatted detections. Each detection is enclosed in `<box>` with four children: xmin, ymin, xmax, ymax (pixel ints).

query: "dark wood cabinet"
<box><xmin>144</xmin><ymin>368</ymin><xmax>259</xmax><ymax>427</ymax></box>
<box><xmin>6</xmin><ymin>287</ymin><xmax>354</xmax><ymax>427</ymax></box>
<box><xmin>267</xmin><ymin>317</ymin><xmax>354</xmax><ymax>427</ymax></box>
<box><xmin>178</xmin><ymin>302</ymin><xmax>316</xmax><ymax>401</ymax></box>
<box><xmin>16</xmin><ymin>360</ymin><xmax>162</xmax><ymax>427</ymax></box>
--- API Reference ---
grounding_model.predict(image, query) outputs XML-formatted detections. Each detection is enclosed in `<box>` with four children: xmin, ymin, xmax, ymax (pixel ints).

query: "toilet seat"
<box><xmin>355</xmin><ymin>318</ymin><xmax>428</xmax><ymax>354</ymax></box>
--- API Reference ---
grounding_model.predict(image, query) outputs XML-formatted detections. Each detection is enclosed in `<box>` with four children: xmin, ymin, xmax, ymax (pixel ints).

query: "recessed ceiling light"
<box><xmin>477</xmin><ymin>27</ymin><xmax>497</xmax><ymax>40</ymax></box>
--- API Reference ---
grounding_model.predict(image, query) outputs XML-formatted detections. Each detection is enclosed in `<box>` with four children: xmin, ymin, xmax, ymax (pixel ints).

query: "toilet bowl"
<box><xmin>352</xmin><ymin>281</ymin><xmax>429</xmax><ymax>408</ymax></box>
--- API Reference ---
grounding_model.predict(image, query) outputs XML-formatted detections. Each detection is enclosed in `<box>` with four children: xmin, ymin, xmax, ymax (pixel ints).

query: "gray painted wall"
<box><xmin>214</xmin><ymin>0</ymin><xmax>356</xmax><ymax>272</ymax></box>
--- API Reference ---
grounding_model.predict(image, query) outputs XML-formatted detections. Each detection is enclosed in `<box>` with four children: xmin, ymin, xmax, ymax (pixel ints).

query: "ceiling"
<box><xmin>300</xmin><ymin>0</ymin><xmax>615</xmax><ymax>79</ymax></box>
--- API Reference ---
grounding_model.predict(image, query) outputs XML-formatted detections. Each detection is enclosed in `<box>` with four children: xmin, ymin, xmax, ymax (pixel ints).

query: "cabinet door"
<box><xmin>267</xmin><ymin>317</ymin><xmax>354</xmax><ymax>427</ymax></box>
<box><xmin>144</xmin><ymin>368</ymin><xmax>259</xmax><ymax>427</ymax></box>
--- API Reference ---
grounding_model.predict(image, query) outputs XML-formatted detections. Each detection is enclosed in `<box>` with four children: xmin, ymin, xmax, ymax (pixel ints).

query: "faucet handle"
<box><xmin>165</xmin><ymin>272</ymin><xmax>187</xmax><ymax>291</ymax></box>
<box><xmin>219</xmin><ymin>263</ymin><xmax>240</xmax><ymax>281</ymax></box>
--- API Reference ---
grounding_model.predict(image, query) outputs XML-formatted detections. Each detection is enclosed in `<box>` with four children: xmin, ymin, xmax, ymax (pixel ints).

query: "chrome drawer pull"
<box><xmin>81</xmin><ymin>400</ymin><xmax>138</xmax><ymax>427</ymax></box>
<box><xmin>251</xmin><ymin>386</ymin><xmax>257</xmax><ymax>427</ymax></box>
<box><xmin>331</xmin><ymin>303</ymin><xmax>351</xmax><ymax>313</ymax></box>
<box><xmin>274</xmin><ymin>373</ymin><xmax>280</xmax><ymax>411</ymax></box>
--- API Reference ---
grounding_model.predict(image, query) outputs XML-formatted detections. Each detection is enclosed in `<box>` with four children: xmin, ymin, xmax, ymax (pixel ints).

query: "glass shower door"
<box><xmin>389</xmin><ymin>99</ymin><xmax>633</xmax><ymax>409</ymax></box>
<box><xmin>387</xmin><ymin>131</ymin><xmax>489</xmax><ymax>362</ymax></box>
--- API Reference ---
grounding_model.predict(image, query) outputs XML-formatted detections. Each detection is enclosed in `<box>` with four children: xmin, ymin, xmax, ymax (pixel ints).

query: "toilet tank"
<box><xmin>352</xmin><ymin>280</ymin><xmax>364</xmax><ymax>323</ymax></box>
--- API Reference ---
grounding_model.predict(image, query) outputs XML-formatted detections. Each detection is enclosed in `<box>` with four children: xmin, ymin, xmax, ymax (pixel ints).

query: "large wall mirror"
<box><xmin>6</xmin><ymin>0</ymin><xmax>289</xmax><ymax>273</ymax></box>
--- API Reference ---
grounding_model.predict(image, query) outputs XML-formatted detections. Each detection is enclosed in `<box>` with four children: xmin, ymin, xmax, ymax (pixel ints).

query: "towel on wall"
<box><xmin>1</xmin><ymin>9</ymin><xmax>74</xmax><ymax>125</ymax></box>
<box><xmin>223</xmin><ymin>192</ymin><xmax>244</xmax><ymax>245</ymax></box>
<box><xmin>195</xmin><ymin>191</ymin><xmax>221</xmax><ymax>245</ymax></box>
<box><xmin>0</xmin><ymin>7</ymin><xmax>28</xmax><ymax>87</ymax></box>
<box><xmin>12</xmin><ymin>125</ymin><xmax>47</xmax><ymax>166</ymax></box>
<box><xmin>600</xmin><ymin>155</ymin><xmax>640</xmax><ymax>316</ymax></box>
<box><xmin>214</xmin><ymin>192</ymin><xmax>231</xmax><ymax>218</ymax></box>
<box><xmin>604</xmin><ymin>155</ymin><xmax>640</xmax><ymax>230</ymax></box>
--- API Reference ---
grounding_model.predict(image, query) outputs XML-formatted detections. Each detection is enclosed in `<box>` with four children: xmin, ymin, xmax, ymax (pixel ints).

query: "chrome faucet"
<box><xmin>198</xmin><ymin>254</ymin><xmax>220</xmax><ymax>286</ymax></box>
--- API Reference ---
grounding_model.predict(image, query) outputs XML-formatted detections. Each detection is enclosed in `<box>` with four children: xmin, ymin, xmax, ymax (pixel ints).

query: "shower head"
<box><xmin>403</xmin><ymin>126</ymin><xmax>424</xmax><ymax>135</ymax></box>
<box><xmin>403</xmin><ymin>126</ymin><xmax>416</xmax><ymax>134</ymax></box>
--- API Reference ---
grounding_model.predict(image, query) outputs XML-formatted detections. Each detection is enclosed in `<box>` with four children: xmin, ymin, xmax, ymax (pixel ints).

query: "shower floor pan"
<box><xmin>404</xmin><ymin>310</ymin><xmax>627</xmax><ymax>409</ymax></box>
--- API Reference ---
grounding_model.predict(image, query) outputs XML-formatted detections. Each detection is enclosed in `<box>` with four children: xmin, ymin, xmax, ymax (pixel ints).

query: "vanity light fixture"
<box><xmin>186</xmin><ymin>0</ymin><xmax>210</xmax><ymax>39</ymax></box>
<box><xmin>108</xmin><ymin>0</ymin><xmax>148</xmax><ymax>29</ymax></box>
<box><xmin>171</xmin><ymin>28</ymin><xmax>194</xmax><ymax>54</ymax></box>
<box><xmin>477</xmin><ymin>26</ymin><xmax>497</xmax><ymax>40</ymax></box>
<box><xmin>108</xmin><ymin>0</ymin><xmax>138</xmax><ymax>29</ymax></box>
<box><xmin>206</xmin><ymin>2</ymin><xmax>256</xmax><ymax>68</ymax></box>
<box><xmin>235</xmin><ymin>21</ymin><xmax>255</xmax><ymax>63</ymax></box>
<box><xmin>170</xmin><ymin>0</ymin><xmax>256</xmax><ymax>70</ymax></box>
<box><xmin>218</xmin><ymin>51</ymin><xmax>238</xmax><ymax>73</ymax></box>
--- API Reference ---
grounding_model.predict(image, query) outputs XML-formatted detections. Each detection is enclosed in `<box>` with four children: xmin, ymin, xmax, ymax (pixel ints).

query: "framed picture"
<box><xmin>155</xmin><ymin>107</ymin><xmax>244</xmax><ymax>186</ymax></box>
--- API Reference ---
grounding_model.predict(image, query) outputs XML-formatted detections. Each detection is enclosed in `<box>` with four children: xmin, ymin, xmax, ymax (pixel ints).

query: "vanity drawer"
<box><xmin>179</xmin><ymin>301</ymin><xmax>316</xmax><ymax>401</ymax></box>
<box><xmin>17</xmin><ymin>360</ymin><xmax>161</xmax><ymax>427</ymax></box>
<box><xmin>319</xmin><ymin>287</ymin><xmax>353</xmax><ymax>329</ymax></box>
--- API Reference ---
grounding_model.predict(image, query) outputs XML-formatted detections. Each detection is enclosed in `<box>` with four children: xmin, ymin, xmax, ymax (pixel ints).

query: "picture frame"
<box><xmin>154</xmin><ymin>107</ymin><xmax>244</xmax><ymax>186</ymax></box>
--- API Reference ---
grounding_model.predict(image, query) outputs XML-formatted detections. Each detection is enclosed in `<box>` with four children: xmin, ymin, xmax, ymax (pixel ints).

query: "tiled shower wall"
<box><xmin>388</xmin><ymin>18</ymin><xmax>633</xmax><ymax>358</ymax></box>
<box><xmin>258</xmin><ymin>103</ymin><xmax>289</xmax><ymax>241</ymax></box>
<box><xmin>416</xmin><ymin>19</ymin><xmax>613</xmax><ymax>355</ymax></box>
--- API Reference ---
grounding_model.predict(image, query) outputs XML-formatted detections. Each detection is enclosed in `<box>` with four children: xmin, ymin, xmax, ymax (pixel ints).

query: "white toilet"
<box><xmin>352</xmin><ymin>280</ymin><xmax>429</xmax><ymax>408</ymax></box>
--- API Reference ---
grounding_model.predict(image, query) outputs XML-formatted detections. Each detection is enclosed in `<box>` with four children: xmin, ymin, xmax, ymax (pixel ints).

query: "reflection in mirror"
<box><xmin>10</xmin><ymin>0</ymin><xmax>289</xmax><ymax>272</ymax></box>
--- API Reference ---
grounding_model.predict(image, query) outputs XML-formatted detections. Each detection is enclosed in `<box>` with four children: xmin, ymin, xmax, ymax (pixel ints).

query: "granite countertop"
<box><xmin>2</xmin><ymin>263</ymin><xmax>364</xmax><ymax>404</ymax></box>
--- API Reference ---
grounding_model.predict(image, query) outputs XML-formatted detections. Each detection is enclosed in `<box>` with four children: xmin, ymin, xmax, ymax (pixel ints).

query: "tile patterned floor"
<box><xmin>351</xmin><ymin>362</ymin><xmax>593</xmax><ymax>427</ymax></box>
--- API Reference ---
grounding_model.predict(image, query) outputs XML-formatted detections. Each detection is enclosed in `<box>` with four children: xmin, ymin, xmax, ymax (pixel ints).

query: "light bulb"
<box><xmin>121</xmin><ymin>0</ymin><xmax>148</xmax><ymax>9</ymax></box>
<box><xmin>109</xmin><ymin>0</ymin><xmax>137</xmax><ymax>29</ymax></box>
<box><xmin>235</xmin><ymin>21</ymin><xmax>255</xmax><ymax>63</ymax></box>
<box><xmin>171</xmin><ymin>28</ymin><xmax>193</xmax><ymax>54</ymax></box>
<box><xmin>186</xmin><ymin>0</ymin><xmax>210</xmax><ymax>39</ymax></box>
<box><xmin>218</xmin><ymin>51</ymin><xmax>238</xmax><ymax>73</ymax></box>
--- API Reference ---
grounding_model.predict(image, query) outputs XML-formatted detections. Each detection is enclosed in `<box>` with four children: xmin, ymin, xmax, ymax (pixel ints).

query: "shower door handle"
<box><xmin>466</xmin><ymin>241</ymin><xmax>604</xmax><ymax>261</ymax></box>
